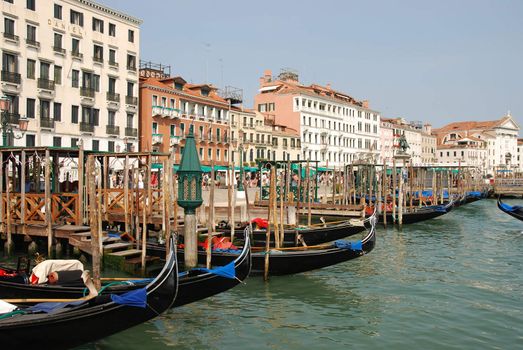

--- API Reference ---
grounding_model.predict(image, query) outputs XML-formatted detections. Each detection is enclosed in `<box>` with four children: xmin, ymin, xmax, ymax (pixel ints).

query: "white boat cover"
<box><xmin>31</xmin><ymin>260</ymin><xmax>84</xmax><ymax>284</ymax></box>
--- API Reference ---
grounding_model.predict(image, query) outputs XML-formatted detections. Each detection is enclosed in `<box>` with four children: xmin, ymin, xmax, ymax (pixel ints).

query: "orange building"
<box><xmin>138</xmin><ymin>63</ymin><xmax>231</xmax><ymax>166</ymax></box>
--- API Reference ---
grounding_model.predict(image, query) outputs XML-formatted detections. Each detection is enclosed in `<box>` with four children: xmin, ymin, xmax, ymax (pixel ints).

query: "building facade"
<box><xmin>254</xmin><ymin>69</ymin><xmax>380</xmax><ymax>168</ymax></box>
<box><xmin>1</xmin><ymin>0</ymin><xmax>141</xmax><ymax>151</ymax></box>
<box><xmin>433</xmin><ymin>114</ymin><xmax>519</xmax><ymax>175</ymax></box>
<box><xmin>379</xmin><ymin>118</ymin><xmax>427</xmax><ymax>166</ymax></box>
<box><xmin>139</xmin><ymin>64</ymin><xmax>231</xmax><ymax>166</ymax></box>
<box><xmin>421</xmin><ymin>124</ymin><xmax>437</xmax><ymax>165</ymax></box>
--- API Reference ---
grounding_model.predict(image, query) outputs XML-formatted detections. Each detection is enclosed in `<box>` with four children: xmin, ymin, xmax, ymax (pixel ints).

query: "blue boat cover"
<box><xmin>213</xmin><ymin>248</ymin><xmax>243</xmax><ymax>254</ymax></box>
<box><xmin>334</xmin><ymin>240</ymin><xmax>363</xmax><ymax>251</ymax></box>
<box><xmin>28</xmin><ymin>300</ymin><xmax>86</xmax><ymax>313</ymax></box>
<box><xmin>467</xmin><ymin>191</ymin><xmax>481</xmax><ymax>198</ymax></box>
<box><xmin>194</xmin><ymin>260</ymin><xmax>236</xmax><ymax>279</ymax></box>
<box><xmin>111</xmin><ymin>287</ymin><xmax>147</xmax><ymax>308</ymax></box>
<box><xmin>500</xmin><ymin>202</ymin><xmax>517</xmax><ymax>212</ymax></box>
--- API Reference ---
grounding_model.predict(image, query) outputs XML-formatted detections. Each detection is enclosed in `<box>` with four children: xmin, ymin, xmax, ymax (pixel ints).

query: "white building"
<box><xmin>254</xmin><ymin>69</ymin><xmax>380</xmax><ymax>168</ymax></box>
<box><xmin>436</xmin><ymin>138</ymin><xmax>488</xmax><ymax>169</ymax></box>
<box><xmin>1</xmin><ymin>0</ymin><xmax>141</xmax><ymax>151</ymax></box>
<box><xmin>433</xmin><ymin>114</ymin><xmax>519</xmax><ymax>175</ymax></box>
<box><xmin>379</xmin><ymin>118</ymin><xmax>426</xmax><ymax>166</ymax></box>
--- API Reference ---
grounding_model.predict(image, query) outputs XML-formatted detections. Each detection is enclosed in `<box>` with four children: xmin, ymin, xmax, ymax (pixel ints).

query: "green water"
<box><xmin>74</xmin><ymin>199</ymin><xmax>521</xmax><ymax>349</ymax></box>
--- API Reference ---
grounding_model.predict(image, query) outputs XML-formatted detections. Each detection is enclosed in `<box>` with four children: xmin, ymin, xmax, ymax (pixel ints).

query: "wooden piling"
<box><xmin>87</xmin><ymin>157</ymin><xmax>101</xmax><ymax>290</ymax></box>
<box><xmin>382</xmin><ymin>163</ymin><xmax>387</xmax><ymax>227</ymax></box>
<box><xmin>21</xmin><ymin>151</ymin><xmax>26</xmax><ymax>238</ymax></box>
<box><xmin>392</xmin><ymin>158</ymin><xmax>397</xmax><ymax>223</ymax></box>
<box><xmin>0</xmin><ymin>152</ymin><xmax>3</xmax><ymax>237</ymax></box>
<box><xmin>124</xmin><ymin>155</ymin><xmax>130</xmax><ymax>235</ymax></box>
<box><xmin>45</xmin><ymin>149</ymin><xmax>52</xmax><ymax>257</ymax></box>
<box><xmin>207</xmin><ymin>161</ymin><xmax>216</xmax><ymax>269</ymax></box>
<box><xmin>5</xmin><ymin>156</ymin><xmax>12</xmax><ymax>256</ymax></box>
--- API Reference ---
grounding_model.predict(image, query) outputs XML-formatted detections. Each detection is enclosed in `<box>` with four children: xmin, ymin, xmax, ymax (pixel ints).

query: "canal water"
<box><xmin>74</xmin><ymin>199</ymin><xmax>521</xmax><ymax>349</ymax></box>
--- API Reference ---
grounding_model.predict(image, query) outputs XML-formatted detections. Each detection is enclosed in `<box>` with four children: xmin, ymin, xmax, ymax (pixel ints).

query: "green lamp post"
<box><xmin>177</xmin><ymin>124</ymin><xmax>203</xmax><ymax>268</ymax></box>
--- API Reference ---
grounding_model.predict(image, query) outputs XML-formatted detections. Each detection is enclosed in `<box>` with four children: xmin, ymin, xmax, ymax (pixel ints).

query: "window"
<box><xmin>127</xmin><ymin>54</ymin><xmax>136</xmax><ymax>70</ymax></box>
<box><xmin>4</xmin><ymin>18</ymin><xmax>15</xmax><ymax>36</ymax></box>
<box><xmin>53</xmin><ymin>136</ymin><xmax>61</xmax><ymax>147</ymax></box>
<box><xmin>92</xmin><ymin>140</ymin><xmax>99</xmax><ymax>151</ymax></box>
<box><xmin>40</xmin><ymin>62</ymin><xmax>50</xmax><ymax>79</ymax></box>
<box><xmin>72</xmin><ymin>70</ymin><xmax>79</xmax><ymax>88</ymax></box>
<box><xmin>4</xmin><ymin>0</ymin><xmax>14</xmax><ymax>3</ymax></box>
<box><xmin>53</xmin><ymin>33</ymin><xmax>63</xmax><ymax>49</ymax></box>
<box><xmin>53</xmin><ymin>102</ymin><xmax>61</xmax><ymax>121</ymax></box>
<box><xmin>26</xmin><ymin>135</ymin><xmax>35</xmax><ymax>147</ymax></box>
<box><xmin>127</xmin><ymin>82</ymin><xmax>134</xmax><ymax>97</ymax></box>
<box><xmin>108</xmin><ymin>141</ymin><xmax>115</xmax><ymax>152</ymax></box>
<box><xmin>71</xmin><ymin>138</ymin><xmax>79</xmax><ymax>148</ymax></box>
<box><xmin>71</xmin><ymin>105</ymin><xmax>79</xmax><ymax>123</ymax></box>
<box><xmin>92</xmin><ymin>18</ymin><xmax>104</xmax><ymax>33</ymax></box>
<box><xmin>128</xmin><ymin>29</ymin><xmax>134</xmax><ymax>43</ymax></box>
<box><xmin>92</xmin><ymin>109</ymin><xmax>99</xmax><ymax>126</ymax></box>
<box><xmin>93</xmin><ymin>44</ymin><xmax>103</xmax><ymax>62</ymax></box>
<box><xmin>109</xmin><ymin>49</ymin><xmax>116</xmax><ymax>64</ymax></box>
<box><xmin>108</xmin><ymin>111</ymin><xmax>115</xmax><ymax>126</ymax></box>
<box><xmin>208</xmin><ymin>148</ymin><xmax>212</xmax><ymax>160</ymax></box>
<box><xmin>26</xmin><ymin>98</ymin><xmax>35</xmax><ymax>118</ymax></box>
<box><xmin>170</xmin><ymin>125</ymin><xmax>176</xmax><ymax>136</ymax></box>
<box><xmin>126</xmin><ymin>113</ymin><xmax>134</xmax><ymax>128</ymax></box>
<box><xmin>108</xmin><ymin>77</ymin><xmax>116</xmax><ymax>93</ymax></box>
<box><xmin>26</xmin><ymin>25</ymin><xmax>36</xmax><ymax>43</ymax></box>
<box><xmin>70</xmin><ymin>10</ymin><xmax>83</xmax><ymax>27</ymax></box>
<box><xmin>54</xmin><ymin>66</ymin><xmax>61</xmax><ymax>85</ymax></box>
<box><xmin>27</xmin><ymin>59</ymin><xmax>35</xmax><ymax>79</ymax></box>
<box><xmin>72</xmin><ymin>38</ymin><xmax>80</xmax><ymax>55</ymax></box>
<box><xmin>54</xmin><ymin>4</ymin><xmax>62</xmax><ymax>19</ymax></box>
<box><xmin>26</xmin><ymin>0</ymin><xmax>35</xmax><ymax>11</ymax></box>
<box><xmin>109</xmin><ymin>23</ymin><xmax>116</xmax><ymax>37</ymax></box>
<box><xmin>93</xmin><ymin>74</ymin><xmax>100</xmax><ymax>92</ymax></box>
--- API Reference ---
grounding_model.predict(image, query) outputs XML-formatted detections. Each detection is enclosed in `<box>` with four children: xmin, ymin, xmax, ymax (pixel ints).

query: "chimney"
<box><xmin>423</xmin><ymin>124</ymin><xmax>432</xmax><ymax>135</ymax></box>
<box><xmin>260</xmin><ymin>69</ymin><xmax>272</xmax><ymax>87</ymax></box>
<box><xmin>362</xmin><ymin>100</ymin><xmax>369</xmax><ymax>109</ymax></box>
<box><xmin>326</xmin><ymin>83</ymin><xmax>331</xmax><ymax>90</ymax></box>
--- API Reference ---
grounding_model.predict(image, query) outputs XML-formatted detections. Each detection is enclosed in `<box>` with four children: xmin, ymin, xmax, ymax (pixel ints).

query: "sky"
<box><xmin>103</xmin><ymin>0</ymin><xmax>523</xmax><ymax>129</ymax></box>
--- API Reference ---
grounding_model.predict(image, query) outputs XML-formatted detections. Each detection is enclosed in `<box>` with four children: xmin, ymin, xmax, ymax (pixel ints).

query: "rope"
<box><xmin>0</xmin><ymin>309</ymin><xmax>26</xmax><ymax>320</ymax></box>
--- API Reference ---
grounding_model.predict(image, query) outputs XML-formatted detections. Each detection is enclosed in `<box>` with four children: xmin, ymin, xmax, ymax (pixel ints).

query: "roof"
<box><xmin>433</xmin><ymin>116</ymin><xmax>510</xmax><ymax>134</ymax></box>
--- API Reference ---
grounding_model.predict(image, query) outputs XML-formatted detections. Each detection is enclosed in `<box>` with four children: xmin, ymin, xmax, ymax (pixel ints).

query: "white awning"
<box><xmin>259</xmin><ymin>85</ymin><xmax>279</xmax><ymax>92</ymax></box>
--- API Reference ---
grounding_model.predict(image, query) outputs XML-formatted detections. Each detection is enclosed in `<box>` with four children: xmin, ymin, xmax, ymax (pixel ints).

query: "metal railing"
<box><xmin>125</xmin><ymin>96</ymin><xmax>138</xmax><ymax>105</ymax></box>
<box><xmin>71</xmin><ymin>51</ymin><xmax>83</xmax><ymax>59</ymax></box>
<box><xmin>53</xmin><ymin>46</ymin><xmax>66</xmax><ymax>55</ymax></box>
<box><xmin>109</xmin><ymin>61</ymin><xmax>119</xmax><ymax>68</ymax></box>
<box><xmin>93</xmin><ymin>56</ymin><xmax>103</xmax><ymax>64</ymax></box>
<box><xmin>80</xmin><ymin>122</ymin><xmax>94</xmax><ymax>133</ymax></box>
<box><xmin>80</xmin><ymin>87</ymin><xmax>95</xmax><ymax>98</ymax></box>
<box><xmin>1</xmin><ymin>70</ymin><xmax>21</xmax><ymax>84</ymax></box>
<box><xmin>3</xmin><ymin>32</ymin><xmax>19</xmax><ymax>41</ymax></box>
<box><xmin>40</xmin><ymin>118</ymin><xmax>54</xmax><ymax>129</ymax></box>
<box><xmin>106</xmin><ymin>125</ymin><xmax>120</xmax><ymax>135</ymax></box>
<box><xmin>37</xmin><ymin>78</ymin><xmax>55</xmax><ymax>91</ymax></box>
<box><xmin>125</xmin><ymin>127</ymin><xmax>138</xmax><ymax>137</ymax></box>
<box><xmin>25</xmin><ymin>38</ymin><xmax>40</xmax><ymax>47</ymax></box>
<box><xmin>106</xmin><ymin>92</ymin><xmax>120</xmax><ymax>102</ymax></box>
<box><xmin>5</xmin><ymin>112</ymin><xmax>20</xmax><ymax>124</ymax></box>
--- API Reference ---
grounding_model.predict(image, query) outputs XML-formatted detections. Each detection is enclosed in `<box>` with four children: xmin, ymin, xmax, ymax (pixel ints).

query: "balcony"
<box><xmin>152</xmin><ymin>106</ymin><xmax>180</xmax><ymax>119</ymax></box>
<box><xmin>37</xmin><ymin>78</ymin><xmax>55</xmax><ymax>91</ymax></box>
<box><xmin>106</xmin><ymin>125</ymin><xmax>120</xmax><ymax>135</ymax></box>
<box><xmin>5</xmin><ymin>113</ymin><xmax>20</xmax><ymax>124</ymax></box>
<box><xmin>109</xmin><ymin>61</ymin><xmax>119</xmax><ymax>68</ymax></box>
<box><xmin>71</xmin><ymin>51</ymin><xmax>83</xmax><ymax>60</ymax></box>
<box><xmin>170</xmin><ymin>136</ymin><xmax>180</xmax><ymax>147</ymax></box>
<box><xmin>40</xmin><ymin>118</ymin><xmax>54</xmax><ymax>129</ymax></box>
<box><xmin>80</xmin><ymin>122</ymin><xmax>94</xmax><ymax>133</ymax></box>
<box><xmin>106</xmin><ymin>92</ymin><xmax>120</xmax><ymax>102</ymax></box>
<box><xmin>1</xmin><ymin>70</ymin><xmax>21</xmax><ymax>84</ymax></box>
<box><xmin>25</xmin><ymin>38</ymin><xmax>40</xmax><ymax>48</ymax></box>
<box><xmin>3</xmin><ymin>32</ymin><xmax>19</xmax><ymax>42</ymax></box>
<box><xmin>80</xmin><ymin>87</ymin><xmax>95</xmax><ymax>98</ymax></box>
<box><xmin>127</xmin><ymin>65</ymin><xmax>137</xmax><ymax>72</ymax></box>
<box><xmin>125</xmin><ymin>127</ymin><xmax>138</xmax><ymax>137</ymax></box>
<box><xmin>152</xmin><ymin>133</ymin><xmax>164</xmax><ymax>145</ymax></box>
<box><xmin>93</xmin><ymin>56</ymin><xmax>103</xmax><ymax>64</ymax></box>
<box><xmin>53</xmin><ymin>46</ymin><xmax>66</xmax><ymax>55</ymax></box>
<box><xmin>125</xmin><ymin>96</ymin><xmax>138</xmax><ymax>105</ymax></box>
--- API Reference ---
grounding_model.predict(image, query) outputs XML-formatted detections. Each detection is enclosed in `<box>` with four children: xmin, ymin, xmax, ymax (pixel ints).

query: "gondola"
<box><xmin>465</xmin><ymin>191</ymin><xmax>482</xmax><ymax>204</ymax></box>
<box><xmin>0</xmin><ymin>232</ymin><xmax>251</xmax><ymax>308</ymax></box>
<box><xmin>497</xmin><ymin>198</ymin><xmax>523</xmax><ymax>221</ymax></box>
<box><xmin>217</xmin><ymin>218</ymin><xmax>367</xmax><ymax>247</ymax></box>
<box><xmin>366</xmin><ymin>200</ymin><xmax>453</xmax><ymax>225</ymax></box>
<box><xmin>173</xmin><ymin>212</ymin><xmax>377</xmax><ymax>276</ymax></box>
<box><xmin>0</xmin><ymin>237</ymin><xmax>178</xmax><ymax>349</ymax></box>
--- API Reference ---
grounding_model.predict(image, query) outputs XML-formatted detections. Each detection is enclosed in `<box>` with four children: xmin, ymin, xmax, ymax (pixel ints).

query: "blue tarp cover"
<box><xmin>28</xmin><ymin>300</ymin><xmax>86</xmax><ymax>313</ymax></box>
<box><xmin>111</xmin><ymin>287</ymin><xmax>147</xmax><ymax>308</ymax></box>
<box><xmin>334</xmin><ymin>240</ymin><xmax>363</xmax><ymax>251</ymax></box>
<box><xmin>194</xmin><ymin>260</ymin><xmax>236</xmax><ymax>280</ymax></box>
<box><xmin>499</xmin><ymin>202</ymin><xmax>521</xmax><ymax>212</ymax></box>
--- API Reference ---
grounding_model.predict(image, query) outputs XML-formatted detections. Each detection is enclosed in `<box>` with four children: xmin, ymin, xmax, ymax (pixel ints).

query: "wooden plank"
<box><xmin>109</xmin><ymin>249</ymin><xmax>142</xmax><ymax>257</ymax></box>
<box><xmin>103</xmin><ymin>242</ymin><xmax>133</xmax><ymax>251</ymax></box>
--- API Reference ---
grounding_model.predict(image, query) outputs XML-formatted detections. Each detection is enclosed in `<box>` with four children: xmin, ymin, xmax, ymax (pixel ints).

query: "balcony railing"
<box><xmin>109</xmin><ymin>61</ymin><xmax>119</xmax><ymax>68</ymax></box>
<box><xmin>127</xmin><ymin>65</ymin><xmax>137</xmax><ymax>71</ymax></box>
<box><xmin>126</xmin><ymin>96</ymin><xmax>138</xmax><ymax>105</ymax></box>
<box><xmin>71</xmin><ymin>51</ymin><xmax>83</xmax><ymax>59</ymax></box>
<box><xmin>25</xmin><ymin>38</ymin><xmax>40</xmax><ymax>47</ymax></box>
<box><xmin>152</xmin><ymin>106</ymin><xmax>180</xmax><ymax>119</ymax></box>
<box><xmin>53</xmin><ymin>46</ymin><xmax>66</xmax><ymax>55</ymax></box>
<box><xmin>170</xmin><ymin>136</ymin><xmax>180</xmax><ymax>146</ymax></box>
<box><xmin>37</xmin><ymin>78</ymin><xmax>55</xmax><ymax>91</ymax></box>
<box><xmin>40</xmin><ymin>118</ymin><xmax>54</xmax><ymax>129</ymax></box>
<box><xmin>1</xmin><ymin>70</ymin><xmax>21</xmax><ymax>84</ymax></box>
<box><xmin>125</xmin><ymin>127</ymin><xmax>138</xmax><ymax>137</ymax></box>
<box><xmin>106</xmin><ymin>92</ymin><xmax>120</xmax><ymax>102</ymax></box>
<box><xmin>5</xmin><ymin>113</ymin><xmax>20</xmax><ymax>124</ymax></box>
<box><xmin>152</xmin><ymin>133</ymin><xmax>164</xmax><ymax>145</ymax></box>
<box><xmin>80</xmin><ymin>87</ymin><xmax>95</xmax><ymax>98</ymax></box>
<box><xmin>3</xmin><ymin>32</ymin><xmax>19</xmax><ymax>42</ymax></box>
<box><xmin>93</xmin><ymin>56</ymin><xmax>103</xmax><ymax>64</ymax></box>
<box><xmin>80</xmin><ymin>122</ymin><xmax>94</xmax><ymax>133</ymax></box>
<box><xmin>106</xmin><ymin>125</ymin><xmax>120</xmax><ymax>135</ymax></box>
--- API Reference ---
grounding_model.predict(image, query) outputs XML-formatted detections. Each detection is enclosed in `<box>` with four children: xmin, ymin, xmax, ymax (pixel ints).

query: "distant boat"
<box><xmin>497</xmin><ymin>198</ymin><xmax>523</xmax><ymax>221</ymax></box>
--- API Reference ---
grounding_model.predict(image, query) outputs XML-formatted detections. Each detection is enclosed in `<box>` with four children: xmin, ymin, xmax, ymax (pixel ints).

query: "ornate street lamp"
<box><xmin>177</xmin><ymin>124</ymin><xmax>203</xmax><ymax>268</ymax></box>
<box><xmin>0</xmin><ymin>96</ymin><xmax>28</xmax><ymax>146</ymax></box>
